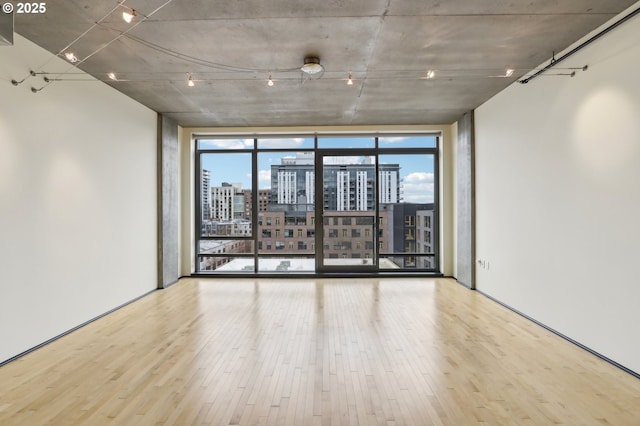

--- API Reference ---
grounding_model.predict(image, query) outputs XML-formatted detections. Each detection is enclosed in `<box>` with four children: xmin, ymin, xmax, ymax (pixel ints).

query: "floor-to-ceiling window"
<box><xmin>195</xmin><ymin>134</ymin><xmax>439</xmax><ymax>275</ymax></box>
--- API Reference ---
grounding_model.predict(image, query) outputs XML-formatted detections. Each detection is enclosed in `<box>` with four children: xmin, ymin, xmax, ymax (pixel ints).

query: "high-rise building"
<box><xmin>243</xmin><ymin>189</ymin><xmax>271</xmax><ymax>220</ymax></box>
<box><xmin>257</xmin><ymin>211</ymin><xmax>315</xmax><ymax>255</ymax></box>
<box><xmin>270</xmin><ymin>153</ymin><xmax>400</xmax><ymax>211</ymax></box>
<box><xmin>211</xmin><ymin>182</ymin><xmax>243</xmax><ymax>221</ymax></box>
<box><xmin>233</xmin><ymin>193</ymin><xmax>245</xmax><ymax>219</ymax></box>
<box><xmin>201</xmin><ymin>169</ymin><xmax>210</xmax><ymax>221</ymax></box>
<box><xmin>321</xmin><ymin>211</ymin><xmax>389</xmax><ymax>260</ymax></box>
<box><xmin>380</xmin><ymin>203</ymin><xmax>434</xmax><ymax>268</ymax></box>
<box><xmin>253</xmin><ymin>154</ymin><xmax>403</xmax><ymax>259</ymax></box>
<box><xmin>416</xmin><ymin>209</ymin><xmax>435</xmax><ymax>269</ymax></box>
<box><xmin>271</xmin><ymin>153</ymin><xmax>315</xmax><ymax>206</ymax></box>
<box><xmin>322</xmin><ymin>163</ymin><xmax>399</xmax><ymax>211</ymax></box>
<box><xmin>379</xmin><ymin>169</ymin><xmax>399</xmax><ymax>204</ymax></box>
<box><xmin>277</xmin><ymin>171</ymin><xmax>297</xmax><ymax>204</ymax></box>
<box><xmin>257</xmin><ymin>189</ymin><xmax>270</xmax><ymax>212</ymax></box>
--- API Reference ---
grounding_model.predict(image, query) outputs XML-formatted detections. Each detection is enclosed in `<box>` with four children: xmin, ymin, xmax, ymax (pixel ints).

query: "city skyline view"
<box><xmin>200</xmin><ymin>136</ymin><xmax>436</xmax><ymax>203</ymax></box>
<box><xmin>198</xmin><ymin>136</ymin><xmax>438</xmax><ymax>272</ymax></box>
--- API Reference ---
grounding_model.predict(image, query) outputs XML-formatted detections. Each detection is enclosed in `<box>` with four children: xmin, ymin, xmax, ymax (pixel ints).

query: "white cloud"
<box><xmin>258</xmin><ymin>138</ymin><xmax>305</xmax><ymax>148</ymax></box>
<box><xmin>405</xmin><ymin>172</ymin><xmax>434</xmax><ymax>183</ymax></box>
<box><xmin>199</xmin><ymin>139</ymin><xmax>253</xmax><ymax>149</ymax></box>
<box><xmin>379</xmin><ymin>136</ymin><xmax>409</xmax><ymax>145</ymax></box>
<box><xmin>402</xmin><ymin>172</ymin><xmax>434</xmax><ymax>203</ymax></box>
<box><xmin>403</xmin><ymin>193</ymin><xmax>434</xmax><ymax>203</ymax></box>
<box><xmin>258</xmin><ymin>170</ymin><xmax>271</xmax><ymax>188</ymax></box>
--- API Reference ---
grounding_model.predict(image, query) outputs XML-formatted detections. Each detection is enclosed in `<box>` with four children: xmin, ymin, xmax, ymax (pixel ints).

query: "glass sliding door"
<box><xmin>257</xmin><ymin>150</ymin><xmax>315</xmax><ymax>272</ymax></box>
<box><xmin>317</xmin><ymin>153</ymin><xmax>377</xmax><ymax>272</ymax></box>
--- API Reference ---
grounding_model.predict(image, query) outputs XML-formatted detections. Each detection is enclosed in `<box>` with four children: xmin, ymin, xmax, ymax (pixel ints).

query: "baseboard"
<box><xmin>475</xmin><ymin>289</ymin><xmax>640</xmax><ymax>380</ymax></box>
<box><xmin>0</xmin><ymin>289</ymin><xmax>157</xmax><ymax>368</ymax></box>
<box><xmin>191</xmin><ymin>271</ymin><xmax>445</xmax><ymax>279</ymax></box>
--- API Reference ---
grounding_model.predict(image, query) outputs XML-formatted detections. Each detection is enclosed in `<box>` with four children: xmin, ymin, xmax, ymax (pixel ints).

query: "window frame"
<box><xmin>194</xmin><ymin>133</ymin><xmax>441</xmax><ymax>275</ymax></box>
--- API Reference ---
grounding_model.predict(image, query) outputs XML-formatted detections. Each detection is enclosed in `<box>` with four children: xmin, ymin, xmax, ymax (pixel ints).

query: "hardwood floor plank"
<box><xmin>1</xmin><ymin>278</ymin><xmax>639</xmax><ymax>425</ymax></box>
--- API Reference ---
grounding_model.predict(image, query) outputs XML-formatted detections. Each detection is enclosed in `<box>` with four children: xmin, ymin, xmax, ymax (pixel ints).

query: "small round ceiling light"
<box><xmin>64</xmin><ymin>52</ymin><xmax>79</xmax><ymax>63</ymax></box>
<box><xmin>301</xmin><ymin>57</ymin><xmax>324</xmax><ymax>75</ymax></box>
<box><xmin>122</xmin><ymin>8</ymin><xmax>136</xmax><ymax>23</ymax></box>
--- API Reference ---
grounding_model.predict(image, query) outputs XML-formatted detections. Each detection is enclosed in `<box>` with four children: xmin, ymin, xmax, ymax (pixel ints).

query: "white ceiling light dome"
<box><xmin>301</xmin><ymin>57</ymin><xmax>324</xmax><ymax>74</ymax></box>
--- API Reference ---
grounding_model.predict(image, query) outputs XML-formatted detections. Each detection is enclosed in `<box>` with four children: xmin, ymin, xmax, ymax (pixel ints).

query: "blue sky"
<box><xmin>201</xmin><ymin>136</ymin><xmax>435</xmax><ymax>203</ymax></box>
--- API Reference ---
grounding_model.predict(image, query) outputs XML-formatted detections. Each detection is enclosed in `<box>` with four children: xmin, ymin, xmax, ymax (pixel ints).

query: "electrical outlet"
<box><xmin>476</xmin><ymin>259</ymin><xmax>490</xmax><ymax>269</ymax></box>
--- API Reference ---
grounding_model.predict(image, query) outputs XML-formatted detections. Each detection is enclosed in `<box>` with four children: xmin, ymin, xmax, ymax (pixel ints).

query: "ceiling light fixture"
<box><xmin>108</xmin><ymin>72</ymin><xmax>117</xmax><ymax>80</ymax></box>
<box><xmin>64</xmin><ymin>52</ymin><xmax>78</xmax><ymax>63</ymax></box>
<box><xmin>426</xmin><ymin>70</ymin><xmax>435</xmax><ymax>79</ymax></box>
<box><xmin>301</xmin><ymin>57</ymin><xmax>324</xmax><ymax>75</ymax></box>
<box><xmin>347</xmin><ymin>72</ymin><xmax>353</xmax><ymax>85</ymax></box>
<box><xmin>188</xmin><ymin>74</ymin><xmax>195</xmax><ymax>87</ymax></box>
<box><xmin>122</xmin><ymin>7</ymin><xmax>136</xmax><ymax>23</ymax></box>
<box><xmin>505</xmin><ymin>69</ymin><xmax>514</xmax><ymax>77</ymax></box>
<box><xmin>267</xmin><ymin>74</ymin><xmax>274</xmax><ymax>86</ymax></box>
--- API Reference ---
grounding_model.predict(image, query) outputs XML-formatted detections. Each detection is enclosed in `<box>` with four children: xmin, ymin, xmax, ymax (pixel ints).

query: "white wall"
<box><xmin>0</xmin><ymin>35</ymin><xmax>158</xmax><ymax>363</ymax></box>
<box><xmin>475</xmin><ymin>4</ymin><xmax>640</xmax><ymax>374</ymax></box>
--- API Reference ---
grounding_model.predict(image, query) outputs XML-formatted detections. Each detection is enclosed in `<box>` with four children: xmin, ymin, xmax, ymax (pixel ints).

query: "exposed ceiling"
<box><xmin>14</xmin><ymin>0</ymin><xmax>639</xmax><ymax>127</ymax></box>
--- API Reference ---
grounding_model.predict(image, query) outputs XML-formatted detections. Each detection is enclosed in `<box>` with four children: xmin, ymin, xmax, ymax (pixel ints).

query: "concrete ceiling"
<box><xmin>14</xmin><ymin>0</ymin><xmax>638</xmax><ymax>127</ymax></box>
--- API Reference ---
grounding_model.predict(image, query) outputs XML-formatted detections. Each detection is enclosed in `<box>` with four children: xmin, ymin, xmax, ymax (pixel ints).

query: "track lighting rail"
<box><xmin>519</xmin><ymin>5</ymin><xmax>640</xmax><ymax>84</ymax></box>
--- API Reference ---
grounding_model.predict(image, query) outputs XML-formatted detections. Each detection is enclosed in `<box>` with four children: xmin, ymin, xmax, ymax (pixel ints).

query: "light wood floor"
<box><xmin>1</xmin><ymin>278</ymin><xmax>639</xmax><ymax>425</ymax></box>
